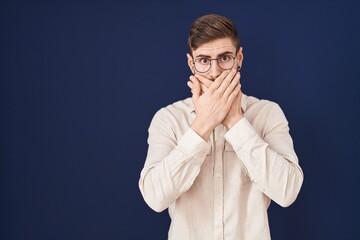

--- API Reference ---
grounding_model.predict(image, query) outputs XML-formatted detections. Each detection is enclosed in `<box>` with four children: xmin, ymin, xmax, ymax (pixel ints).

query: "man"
<box><xmin>139</xmin><ymin>14</ymin><xmax>303</xmax><ymax>240</ymax></box>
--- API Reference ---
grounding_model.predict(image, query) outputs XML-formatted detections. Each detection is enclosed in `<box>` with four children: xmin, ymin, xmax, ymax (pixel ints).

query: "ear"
<box><xmin>236</xmin><ymin>47</ymin><xmax>244</xmax><ymax>70</ymax></box>
<box><xmin>186</xmin><ymin>53</ymin><xmax>195</xmax><ymax>74</ymax></box>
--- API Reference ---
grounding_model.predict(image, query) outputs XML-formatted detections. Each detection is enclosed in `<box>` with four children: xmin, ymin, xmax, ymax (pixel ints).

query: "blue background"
<box><xmin>1</xmin><ymin>0</ymin><xmax>360</xmax><ymax>239</ymax></box>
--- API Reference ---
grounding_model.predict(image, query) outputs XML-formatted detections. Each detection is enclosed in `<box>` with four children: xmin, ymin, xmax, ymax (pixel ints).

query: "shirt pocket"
<box><xmin>224</xmin><ymin>142</ymin><xmax>251</xmax><ymax>186</ymax></box>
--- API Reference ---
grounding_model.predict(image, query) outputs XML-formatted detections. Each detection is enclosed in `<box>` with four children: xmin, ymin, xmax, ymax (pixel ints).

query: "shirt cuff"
<box><xmin>177</xmin><ymin>128</ymin><xmax>212</xmax><ymax>163</ymax></box>
<box><xmin>224</xmin><ymin>117</ymin><xmax>261</xmax><ymax>163</ymax></box>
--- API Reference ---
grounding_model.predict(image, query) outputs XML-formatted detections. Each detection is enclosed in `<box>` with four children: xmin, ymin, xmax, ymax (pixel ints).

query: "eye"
<box><xmin>220</xmin><ymin>55</ymin><xmax>232</xmax><ymax>62</ymax></box>
<box><xmin>198</xmin><ymin>58</ymin><xmax>210</xmax><ymax>65</ymax></box>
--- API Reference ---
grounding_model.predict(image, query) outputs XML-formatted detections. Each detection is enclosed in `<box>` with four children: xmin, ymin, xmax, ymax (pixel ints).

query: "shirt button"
<box><xmin>216</xmin><ymin>173</ymin><xmax>221</xmax><ymax>178</ymax></box>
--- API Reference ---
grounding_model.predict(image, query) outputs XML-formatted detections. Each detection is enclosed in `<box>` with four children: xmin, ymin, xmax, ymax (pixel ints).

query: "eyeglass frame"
<box><xmin>191</xmin><ymin>52</ymin><xmax>238</xmax><ymax>73</ymax></box>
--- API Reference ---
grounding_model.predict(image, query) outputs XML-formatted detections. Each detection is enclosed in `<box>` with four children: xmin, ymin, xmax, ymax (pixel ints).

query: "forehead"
<box><xmin>192</xmin><ymin>38</ymin><xmax>236</xmax><ymax>57</ymax></box>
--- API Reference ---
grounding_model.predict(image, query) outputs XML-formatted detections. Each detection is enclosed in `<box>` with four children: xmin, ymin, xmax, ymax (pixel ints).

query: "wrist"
<box><xmin>191</xmin><ymin>117</ymin><xmax>216</xmax><ymax>141</ymax></box>
<box><xmin>223</xmin><ymin>113</ymin><xmax>243</xmax><ymax>129</ymax></box>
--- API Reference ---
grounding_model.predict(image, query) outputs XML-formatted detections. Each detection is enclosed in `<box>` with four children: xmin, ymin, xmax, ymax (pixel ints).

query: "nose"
<box><xmin>208</xmin><ymin>59</ymin><xmax>222</xmax><ymax>80</ymax></box>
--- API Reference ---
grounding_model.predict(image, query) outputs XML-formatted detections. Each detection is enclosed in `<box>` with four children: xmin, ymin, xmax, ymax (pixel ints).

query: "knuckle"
<box><xmin>213</xmin><ymin>90</ymin><xmax>221</xmax><ymax>98</ymax></box>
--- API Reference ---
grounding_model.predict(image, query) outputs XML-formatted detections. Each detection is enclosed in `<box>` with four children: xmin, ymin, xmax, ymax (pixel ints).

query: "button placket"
<box><xmin>213</xmin><ymin>126</ymin><xmax>225</xmax><ymax>239</ymax></box>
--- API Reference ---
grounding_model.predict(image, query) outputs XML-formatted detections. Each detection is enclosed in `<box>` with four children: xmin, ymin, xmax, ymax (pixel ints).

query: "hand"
<box><xmin>188</xmin><ymin>70</ymin><xmax>243</xmax><ymax>129</ymax></box>
<box><xmin>222</xmin><ymin>84</ymin><xmax>243</xmax><ymax>129</ymax></box>
<box><xmin>187</xmin><ymin>69</ymin><xmax>240</xmax><ymax>140</ymax></box>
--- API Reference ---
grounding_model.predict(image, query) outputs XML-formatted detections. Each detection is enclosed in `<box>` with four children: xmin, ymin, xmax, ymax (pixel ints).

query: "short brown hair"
<box><xmin>188</xmin><ymin>14</ymin><xmax>240</xmax><ymax>54</ymax></box>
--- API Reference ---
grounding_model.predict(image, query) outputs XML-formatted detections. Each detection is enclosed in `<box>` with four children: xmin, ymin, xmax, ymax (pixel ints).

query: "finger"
<box><xmin>217</xmin><ymin>69</ymin><xmax>238</xmax><ymax>94</ymax></box>
<box><xmin>200</xmin><ymin>82</ymin><xmax>209</xmax><ymax>93</ymax></box>
<box><xmin>187</xmin><ymin>81</ymin><xmax>195</xmax><ymax>95</ymax></box>
<box><xmin>187</xmin><ymin>81</ymin><xmax>208</xmax><ymax>94</ymax></box>
<box><xmin>227</xmin><ymin>83</ymin><xmax>241</xmax><ymax>103</ymax></box>
<box><xmin>187</xmin><ymin>80</ymin><xmax>194</xmax><ymax>90</ymax></box>
<box><xmin>194</xmin><ymin>74</ymin><xmax>213</xmax><ymax>88</ymax></box>
<box><xmin>223</xmin><ymin>71</ymin><xmax>240</xmax><ymax>98</ymax></box>
<box><xmin>208</xmin><ymin>70</ymin><xmax>230</xmax><ymax>91</ymax></box>
<box><xmin>190</xmin><ymin>75</ymin><xmax>207</xmax><ymax>94</ymax></box>
<box><xmin>189</xmin><ymin>76</ymin><xmax>201</xmax><ymax>102</ymax></box>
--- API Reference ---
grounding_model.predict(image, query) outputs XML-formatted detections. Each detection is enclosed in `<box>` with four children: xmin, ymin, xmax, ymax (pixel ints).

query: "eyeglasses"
<box><xmin>193</xmin><ymin>54</ymin><xmax>236</xmax><ymax>73</ymax></box>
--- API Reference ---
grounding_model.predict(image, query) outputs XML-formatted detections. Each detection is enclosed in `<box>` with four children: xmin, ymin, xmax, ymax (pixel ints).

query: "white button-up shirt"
<box><xmin>139</xmin><ymin>94</ymin><xmax>303</xmax><ymax>240</ymax></box>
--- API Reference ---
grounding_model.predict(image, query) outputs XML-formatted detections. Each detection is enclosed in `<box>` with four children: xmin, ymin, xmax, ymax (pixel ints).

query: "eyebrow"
<box><xmin>195</xmin><ymin>51</ymin><xmax>234</xmax><ymax>59</ymax></box>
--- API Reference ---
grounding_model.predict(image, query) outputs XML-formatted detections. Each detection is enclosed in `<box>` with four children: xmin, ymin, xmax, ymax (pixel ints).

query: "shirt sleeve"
<box><xmin>224</xmin><ymin>103</ymin><xmax>304</xmax><ymax>207</ymax></box>
<box><xmin>139</xmin><ymin>108</ymin><xmax>211</xmax><ymax>212</ymax></box>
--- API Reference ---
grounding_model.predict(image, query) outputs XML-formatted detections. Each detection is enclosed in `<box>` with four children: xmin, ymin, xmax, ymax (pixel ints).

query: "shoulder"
<box><xmin>244</xmin><ymin>94</ymin><xmax>282</xmax><ymax>113</ymax></box>
<box><xmin>243</xmin><ymin>94</ymin><xmax>290</xmax><ymax>136</ymax></box>
<box><xmin>150</xmin><ymin>97</ymin><xmax>193</xmax><ymax>126</ymax></box>
<box><xmin>154</xmin><ymin>97</ymin><xmax>193</xmax><ymax>118</ymax></box>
